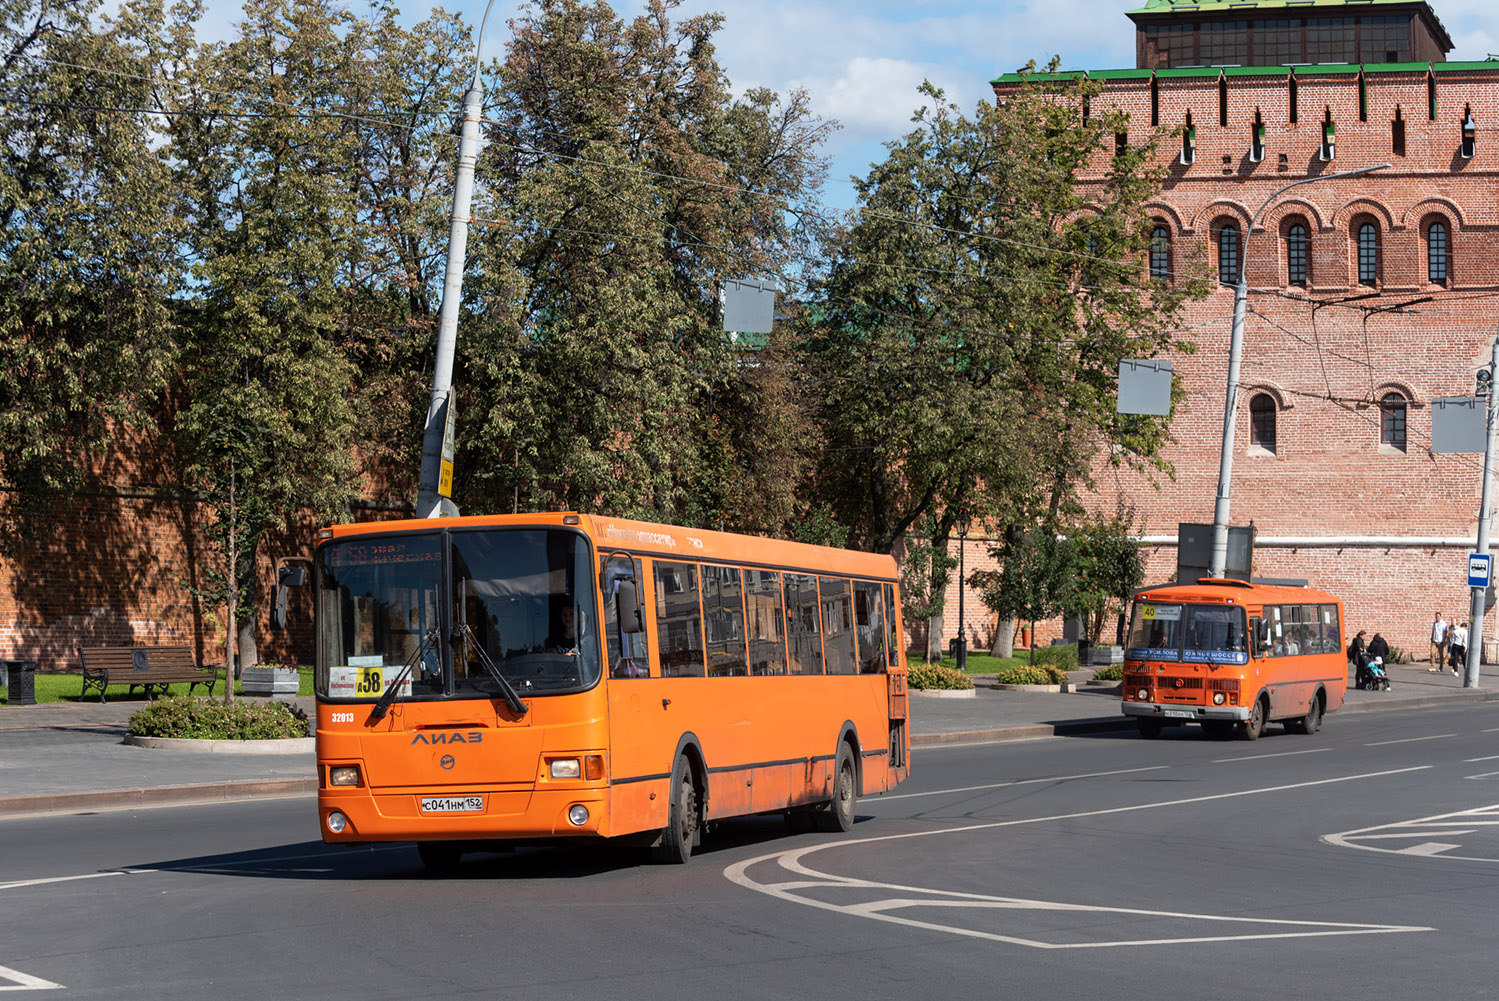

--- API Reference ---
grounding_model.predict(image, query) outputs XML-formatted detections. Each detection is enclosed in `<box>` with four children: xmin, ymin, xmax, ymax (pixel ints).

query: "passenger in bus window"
<box><xmin>547</xmin><ymin>606</ymin><xmax>578</xmax><ymax>653</ymax></box>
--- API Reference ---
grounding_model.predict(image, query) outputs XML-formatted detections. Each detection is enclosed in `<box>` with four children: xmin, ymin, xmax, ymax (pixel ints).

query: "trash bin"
<box><xmin>948</xmin><ymin>638</ymin><xmax>960</xmax><ymax>659</ymax></box>
<box><xmin>1078</xmin><ymin>639</ymin><xmax>1093</xmax><ymax>667</ymax></box>
<box><xmin>3</xmin><ymin>660</ymin><xmax>37</xmax><ymax>706</ymax></box>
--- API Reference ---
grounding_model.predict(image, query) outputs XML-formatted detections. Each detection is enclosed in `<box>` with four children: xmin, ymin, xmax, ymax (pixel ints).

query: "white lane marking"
<box><xmin>1467</xmin><ymin>771</ymin><xmax>1499</xmax><ymax>780</ymax></box>
<box><xmin>878</xmin><ymin>767</ymin><xmax>1167</xmax><ymax>802</ymax></box>
<box><xmin>0</xmin><ymin>872</ymin><xmax>130</xmax><ymax>892</ymax></box>
<box><xmin>0</xmin><ymin>964</ymin><xmax>63</xmax><ymax>991</ymax></box>
<box><xmin>1326</xmin><ymin>803</ymin><xmax>1499</xmax><ymax>861</ymax></box>
<box><xmin>1364</xmin><ymin>734</ymin><xmax>1457</xmax><ymax>746</ymax></box>
<box><xmin>1483</xmin><ymin>728</ymin><xmax>1499</xmax><ymax>733</ymax></box>
<box><xmin>1212</xmin><ymin>748</ymin><xmax>1330</xmax><ymax>763</ymax></box>
<box><xmin>1463</xmin><ymin>755</ymin><xmax>1499</xmax><ymax>762</ymax></box>
<box><xmin>727</xmin><ymin>766</ymin><xmax>1432</xmax><ymax>949</ymax></box>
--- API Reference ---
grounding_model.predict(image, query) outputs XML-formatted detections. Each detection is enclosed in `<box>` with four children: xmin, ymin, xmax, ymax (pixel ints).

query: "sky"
<box><xmin>189</xmin><ymin>0</ymin><xmax>1499</xmax><ymax>210</ymax></box>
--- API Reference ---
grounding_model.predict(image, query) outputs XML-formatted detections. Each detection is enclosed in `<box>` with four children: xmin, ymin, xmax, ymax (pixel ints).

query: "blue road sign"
<box><xmin>1468</xmin><ymin>553</ymin><xmax>1492</xmax><ymax>588</ymax></box>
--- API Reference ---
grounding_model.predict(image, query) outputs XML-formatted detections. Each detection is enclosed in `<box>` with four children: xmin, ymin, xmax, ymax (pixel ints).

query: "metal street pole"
<box><xmin>416</xmin><ymin>0</ymin><xmax>501</xmax><ymax>519</ymax></box>
<box><xmin>1464</xmin><ymin>331</ymin><xmax>1499</xmax><ymax>688</ymax></box>
<box><xmin>1209</xmin><ymin>163</ymin><xmax>1391</xmax><ymax>577</ymax></box>
<box><xmin>957</xmin><ymin>522</ymin><xmax>969</xmax><ymax>671</ymax></box>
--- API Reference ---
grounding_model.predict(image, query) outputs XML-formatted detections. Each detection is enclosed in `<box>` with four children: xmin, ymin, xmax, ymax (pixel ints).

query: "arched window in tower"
<box><xmin>1286</xmin><ymin>222</ymin><xmax>1310</xmax><ymax>287</ymax></box>
<box><xmin>1427</xmin><ymin>219</ymin><xmax>1449</xmax><ymax>284</ymax></box>
<box><xmin>1150</xmin><ymin>226</ymin><xmax>1171</xmax><ymax>281</ymax></box>
<box><xmin>1380</xmin><ymin>393</ymin><xmax>1407</xmax><ymax>451</ymax></box>
<box><xmin>1218</xmin><ymin>223</ymin><xmax>1241</xmax><ymax>286</ymax></box>
<box><xmin>1250</xmin><ymin>394</ymin><xmax>1277</xmax><ymax>453</ymax></box>
<box><xmin>1357</xmin><ymin>221</ymin><xmax>1380</xmax><ymax>286</ymax></box>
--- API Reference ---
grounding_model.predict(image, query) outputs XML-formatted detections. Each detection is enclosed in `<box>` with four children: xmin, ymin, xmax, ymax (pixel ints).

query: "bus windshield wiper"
<box><xmin>368</xmin><ymin>628</ymin><xmax>437</xmax><ymax>723</ymax></box>
<box><xmin>457</xmin><ymin>623</ymin><xmax>529</xmax><ymax>717</ymax></box>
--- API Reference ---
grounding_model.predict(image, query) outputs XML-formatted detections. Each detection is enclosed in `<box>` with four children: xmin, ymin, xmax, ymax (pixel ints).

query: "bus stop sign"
<box><xmin>1468</xmin><ymin>553</ymin><xmax>1492</xmax><ymax>588</ymax></box>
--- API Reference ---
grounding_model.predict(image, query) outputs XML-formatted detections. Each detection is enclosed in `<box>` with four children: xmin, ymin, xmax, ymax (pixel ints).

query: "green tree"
<box><xmin>808</xmin><ymin>68</ymin><xmax>1203</xmax><ymax>655</ymax></box>
<box><xmin>974</xmin><ymin>528</ymin><xmax>1075</xmax><ymax>666</ymax></box>
<box><xmin>454</xmin><ymin>0</ymin><xmax>830</xmax><ymax>530</ymax></box>
<box><xmin>0</xmin><ymin>0</ymin><xmax>185</xmax><ymax>543</ymax></box>
<box><xmin>1067</xmin><ymin>510</ymin><xmax>1147</xmax><ymax>646</ymax></box>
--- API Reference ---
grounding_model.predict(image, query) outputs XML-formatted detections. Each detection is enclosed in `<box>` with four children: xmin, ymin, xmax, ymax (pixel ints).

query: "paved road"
<box><xmin>3</xmin><ymin>699</ymin><xmax>1497</xmax><ymax>1000</ymax></box>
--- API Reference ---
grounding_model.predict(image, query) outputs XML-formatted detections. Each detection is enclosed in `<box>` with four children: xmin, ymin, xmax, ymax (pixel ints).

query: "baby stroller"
<box><xmin>1356</xmin><ymin>654</ymin><xmax>1391</xmax><ymax>691</ymax></box>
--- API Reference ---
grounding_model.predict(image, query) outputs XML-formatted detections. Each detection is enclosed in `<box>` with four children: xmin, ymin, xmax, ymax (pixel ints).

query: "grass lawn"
<box><xmin>911</xmin><ymin>650</ymin><xmax>1033</xmax><ymax>674</ymax></box>
<box><xmin>3</xmin><ymin>668</ymin><xmax>314</xmax><ymax>706</ymax></box>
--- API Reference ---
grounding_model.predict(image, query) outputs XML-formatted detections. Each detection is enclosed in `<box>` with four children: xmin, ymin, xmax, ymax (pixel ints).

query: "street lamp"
<box><xmin>1208</xmin><ymin>163</ymin><xmax>1391</xmax><ymax>578</ymax></box>
<box><xmin>956</xmin><ymin>512</ymin><xmax>972</xmax><ymax>671</ymax></box>
<box><xmin>416</xmin><ymin>0</ymin><xmax>504</xmax><ymax>518</ymax></box>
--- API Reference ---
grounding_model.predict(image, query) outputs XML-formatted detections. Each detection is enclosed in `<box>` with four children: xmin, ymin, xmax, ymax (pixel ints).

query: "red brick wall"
<box><xmin>970</xmin><ymin>65</ymin><xmax>1499</xmax><ymax>657</ymax></box>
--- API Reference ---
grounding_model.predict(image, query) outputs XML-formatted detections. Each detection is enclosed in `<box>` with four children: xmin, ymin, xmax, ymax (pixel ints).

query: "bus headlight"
<box><xmin>326</xmin><ymin>811</ymin><xmax>348</xmax><ymax>834</ymax></box>
<box><xmin>550</xmin><ymin>758</ymin><xmax>581</xmax><ymax>779</ymax></box>
<box><xmin>329</xmin><ymin>765</ymin><xmax>360</xmax><ymax>786</ymax></box>
<box><xmin>1213</xmin><ymin>692</ymin><xmax>1226</xmax><ymax>706</ymax></box>
<box><xmin>568</xmin><ymin>805</ymin><xmax>589</xmax><ymax>826</ymax></box>
<box><xmin>1137</xmin><ymin>688</ymin><xmax>1150</xmax><ymax>701</ymax></box>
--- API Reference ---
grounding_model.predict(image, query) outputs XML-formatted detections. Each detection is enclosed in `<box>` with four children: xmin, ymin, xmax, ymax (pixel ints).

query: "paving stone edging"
<box><xmin>123</xmin><ymin>735</ymin><xmax>315</xmax><ymax>754</ymax></box>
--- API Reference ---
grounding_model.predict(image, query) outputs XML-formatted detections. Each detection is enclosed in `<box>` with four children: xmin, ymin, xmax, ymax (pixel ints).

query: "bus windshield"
<box><xmin>1127</xmin><ymin>601</ymin><xmax>1248</xmax><ymax>664</ymax></box>
<box><xmin>316</xmin><ymin>528</ymin><xmax>602</xmax><ymax>700</ymax></box>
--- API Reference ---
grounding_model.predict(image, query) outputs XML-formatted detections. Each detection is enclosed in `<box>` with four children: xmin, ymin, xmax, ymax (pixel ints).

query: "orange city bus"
<box><xmin>311</xmin><ymin>512</ymin><xmax>910</xmax><ymax>866</ymax></box>
<box><xmin>1121</xmin><ymin>577</ymin><xmax>1347</xmax><ymax>740</ymax></box>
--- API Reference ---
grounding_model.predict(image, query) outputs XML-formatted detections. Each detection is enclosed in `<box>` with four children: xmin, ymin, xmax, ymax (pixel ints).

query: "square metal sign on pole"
<box><xmin>1117</xmin><ymin>359</ymin><xmax>1172</xmax><ymax>416</ymax></box>
<box><xmin>1469</xmin><ymin>553</ymin><xmax>1492</xmax><ymax>588</ymax></box>
<box><xmin>723</xmin><ymin>279</ymin><xmax>777</xmax><ymax>335</ymax></box>
<box><xmin>1432</xmin><ymin>396</ymin><xmax>1487</xmax><ymax>454</ymax></box>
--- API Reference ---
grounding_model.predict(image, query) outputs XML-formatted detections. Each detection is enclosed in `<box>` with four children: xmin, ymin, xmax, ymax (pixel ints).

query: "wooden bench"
<box><xmin>77</xmin><ymin>645</ymin><xmax>220</xmax><ymax>703</ymax></box>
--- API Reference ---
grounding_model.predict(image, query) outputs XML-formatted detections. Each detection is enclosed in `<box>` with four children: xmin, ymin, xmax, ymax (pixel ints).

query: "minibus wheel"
<box><xmin>814</xmin><ymin>747</ymin><xmax>857</xmax><ymax>833</ymax></box>
<box><xmin>1288</xmin><ymin>694</ymin><xmax>1323</xmax><ymax>735</ymax></box>
<box><xmin>1240</xmin><ymin>696</ymin><xmax>1267</xmax><ymax>741</ymax></box>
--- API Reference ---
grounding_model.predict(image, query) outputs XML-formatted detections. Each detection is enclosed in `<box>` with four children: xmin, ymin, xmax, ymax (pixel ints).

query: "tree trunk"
<box><xmin>991</xmin><ymin>614</ymin><xmax>1015</xmax><ymax>658</ymax></box>
<box><xmin>238</xmin><ymin>618</ymin><xmax>258</xmax><ymax>671</ymax></box>
<box><xmin>926</xmin><ymin>610</ymin><xmax>944</xmax><ymax>663</ymax></box>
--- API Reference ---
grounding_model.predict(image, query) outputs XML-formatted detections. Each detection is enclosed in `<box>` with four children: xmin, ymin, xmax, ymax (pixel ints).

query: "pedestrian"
<box><xmin>1430</xmin><ymin>611</ymin><xmax>1449</xmax><ymax>672</ymax></box>
<box><xmin>1348</xmin><ymin>629</ymin><xmax>1369</xmax><ymax>689</ymax></box>
<box><xmin>1449</xmin><ymin>619</ymin><xmax>1468</xmax><ymax>677</ymax></box>
<box><xmin>1368</xmin><ymin>631</ymin><xmax>1390</xmax><ymax>665</ymax></box>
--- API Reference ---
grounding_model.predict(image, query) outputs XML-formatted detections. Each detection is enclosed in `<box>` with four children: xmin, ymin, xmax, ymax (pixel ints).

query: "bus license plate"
<box><xmin>420</xmin><ymin>796</ymin><xmax>484</xmax><ymax>813</ymax></box>
<box><xmin>1164</xmin><ymin>709</ymin><xmax>1196</xmax><ymax>719</ymax></box>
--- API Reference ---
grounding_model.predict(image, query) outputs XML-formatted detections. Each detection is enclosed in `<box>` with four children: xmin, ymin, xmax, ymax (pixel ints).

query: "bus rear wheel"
<box><xmin>1288</xmin><ymin>695</ymin><xmax>1322</xmax><ymax>735</ymax></box>
<box><xmin>814</xmin><ymin>747</ymin><xmax>857</xmax><ymax>833</ymax></box>
<box><xmin>652</xmin><ymin>756</ymin><xmax>700</xmax><ymax>864</ymax></box>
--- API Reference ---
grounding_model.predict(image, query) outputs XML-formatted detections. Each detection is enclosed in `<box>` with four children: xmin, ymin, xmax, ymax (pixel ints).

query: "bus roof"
<box><xmin>323</xmin><ymin>512</ymin><xmax>900</xmax><ymax>582</ymax></box>
<box><xmin>1134</xmin><ymin>578</ymin><xmax>1340</xmax><ymax>606</ymax></box>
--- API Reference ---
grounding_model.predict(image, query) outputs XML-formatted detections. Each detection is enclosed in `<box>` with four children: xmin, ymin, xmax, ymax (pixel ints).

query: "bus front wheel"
<box><xmin>653</xmin><ymin>756</ymin><xmax>700</xmax><ymax>864</ymax></box>
<box><xmin>1240</xmin><ymin>697</ymin><xmax>1267</xmax><ymax>741</ymax></box>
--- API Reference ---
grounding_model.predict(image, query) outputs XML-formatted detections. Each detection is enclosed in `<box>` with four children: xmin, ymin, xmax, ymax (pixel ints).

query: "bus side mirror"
<box><xmin>615</xmin><ymin>579</ymin><xmax>643</xmax><ymax>635</ymax></box>
<box><xmin>271</xmin><ymin>565</ymin><xmax>307</xmax><ymax>631</ymax></box>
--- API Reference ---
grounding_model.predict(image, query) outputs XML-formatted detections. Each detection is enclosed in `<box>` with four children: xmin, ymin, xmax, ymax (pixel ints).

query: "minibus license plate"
<box><xmin>421</xmin><ymin>796</ymin><xmax>484</xmax><ymax>813</ymax></box>
<box><xmin>1164</xmin><ymin>709</ymin><xmax>1196</xmax><ymax>719</ymax></box>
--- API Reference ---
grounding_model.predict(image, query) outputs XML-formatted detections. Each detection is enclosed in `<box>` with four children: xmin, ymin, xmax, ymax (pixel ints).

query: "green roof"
<box><xmin>990</xmin><ymin>60</ymin><xmax>1499</xmax><ymax>86</ymax></box>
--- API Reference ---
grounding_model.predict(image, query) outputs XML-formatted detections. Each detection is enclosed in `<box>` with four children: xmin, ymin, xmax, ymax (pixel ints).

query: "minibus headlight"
<box><xmin>568</xmin><ymin>805</ymin><xmax>590</xmax><ymax>826</ymax></box>
<box><xmin>1213</xmin><ymin>692</ymin><xmax>1226</xmax><ymax>706</ymax></box>
<box><xmin>329</xmin><ymin>765</ymin><xmax>360</xmax><ymax>786</ymax></box>
<box><xmin>550</xmin><ymin>758</ymin><xmax>581</xmax><ymax>779</ymax></box>
<box><xmin>1136</xmin><ymin>688</ymin><xmax>1149</xmax><ymax>701</ymax></box>
<box><xmin>326</xmin><ymin>811</ymin><xmax>348</xmax><ymax>833</ymax></box>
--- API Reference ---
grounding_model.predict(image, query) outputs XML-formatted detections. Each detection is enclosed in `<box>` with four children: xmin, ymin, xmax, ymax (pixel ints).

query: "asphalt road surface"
<box><xmin>4</xmin><ymin>701</ymin><xmax>1498</xmax><ymax>1000</ymax></box>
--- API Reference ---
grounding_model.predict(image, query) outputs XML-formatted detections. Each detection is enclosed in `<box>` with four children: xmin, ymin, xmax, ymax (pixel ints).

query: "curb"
<box><xmin>0</xmin><ymin>778</ymin><xmax>319</xmax><ymax>817</ymax></box>
<box><xmin>1340</xmin><ymin>689</ymin><xmax>1499</xmax><ymax>713</ymax></box>
<box><xmin>123</xmin><ymin>735</ymin><xmax>314</xmax><ymax>754</ymax></box>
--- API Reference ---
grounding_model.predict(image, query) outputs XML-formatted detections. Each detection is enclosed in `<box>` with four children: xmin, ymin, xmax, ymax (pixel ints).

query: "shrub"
<box><xmin>907</xmin><ymin>664</ymin><xmax>975</xmax><ymax>690</ymax></box>
<box><xmin>1386</xmin><ymin>644</ymin><xmax>1412</xmax><ymax>665</ymax></box>
<box><xmin>1092</xmin><ymin>664</ymin><xmax>1123</xmax><ymax>682</ymax></box>
<box><xmin>128</xmin><ymin>697</ymin><xmax>310</xmax><ymax>740</ymax></box>
<box><xmin>993</xmin><ymin>663</ymin><xmax>1068</xmax><ymax>686</ymax></box>
<box><xmin>1032</xmin><ymin>643</ymin><xmax>1079</xmax><ymax>672</ymax></box>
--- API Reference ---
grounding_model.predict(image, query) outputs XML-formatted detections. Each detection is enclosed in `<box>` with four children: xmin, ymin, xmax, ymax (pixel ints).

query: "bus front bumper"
<box><xmin>318</xmin><ymin>787</ymin><xmax>609</xmax><ymax>843</ymax></box>
<box><xmin>1121</xmin><ymin>701</ymin><xmax>1249</xmax><ymax>723</ymax></box>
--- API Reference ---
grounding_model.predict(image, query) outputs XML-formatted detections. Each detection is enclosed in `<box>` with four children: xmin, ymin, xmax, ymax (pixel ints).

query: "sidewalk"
<box><xmin>1</xmin><ymin>667</ymin><xmax>1495</xmax><ymax>817</ymax></box>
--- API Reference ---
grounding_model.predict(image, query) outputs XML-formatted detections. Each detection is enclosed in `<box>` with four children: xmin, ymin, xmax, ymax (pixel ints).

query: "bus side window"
<box><xmin>1249</xmin><ymin>616</ymin><xmax>1263</xmax><ymax>656</ymax></box>
<box><xmin>883</xmin><ymin>583</ymin><xmax>900</xmax><ymax>668</ymax></box>
<box><xmin>820</xmin><ymin>577</ymin><xmax>857</xmax><ymax>676</ymax></box>
<box><xmin>703</xmin><ymin>565</ymin><xmax>748</xmax><ymax>677</ymax></box>
<box><xmin>854</xmin><ymin>580</ymin><xmax>886</xmax><ymax>673</ymax></box>
<box><xmin>744</xmin><ymin>570</ymin><xmax>785</xmax><ymax>676</ymax></box>
<box><xmin>601</xmin><ymin>555</ymin><xmax>650</xmax><ymax>678</ymax></box>
<box><xmin>654</xmin><ymin>561</ymin><xmax>705</xmax><ymax>678</ymax></box>
<box><xmin>784</xmin><ymin>573</ymin><xmax>823</xmax><ymax>675</ymax></box>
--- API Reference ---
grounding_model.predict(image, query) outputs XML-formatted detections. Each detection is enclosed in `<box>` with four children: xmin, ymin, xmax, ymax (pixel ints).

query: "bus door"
<box><xmin>601</xmin><ymin>555</ymin><xmax>662</xmax><ymax>832</ymax></box>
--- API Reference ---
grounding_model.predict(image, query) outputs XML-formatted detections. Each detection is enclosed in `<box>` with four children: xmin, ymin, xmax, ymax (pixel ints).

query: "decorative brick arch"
<box><xmin>1401</xmin><ymin>197</ymin><xmax>1467</xmax><ymax>231</ymax></box>
<box><xmin>1190</xmin><ymin>199</ymin><xmax>1252</xmax><ymax>233</ymax></box>
<box><xmin>1143</xmin><ymin>201</ymin><xmax>1187</xmax><ymax>234</ymax></box>
<box><xmin>1372</xmin><ymin>380</ymin><xmax>1421</xmax><ymax>407</ymax></box>
<box><xmin>1243</xmin><ymin>383</ymin><xmax>1293</xmax><ymax>410</ymax></box>
<box><xmin>1262</xmin><ymin>198</ymin><xmax>1328</xmax><ymax>233</ymax></box>
<box><xmin>1331</xmin><ymin>197</ymin><xmax>1397</xmax><ymax>232</ymax></box>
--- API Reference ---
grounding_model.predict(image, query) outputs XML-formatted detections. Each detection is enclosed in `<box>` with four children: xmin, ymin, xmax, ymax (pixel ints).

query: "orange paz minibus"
<box><xmin>311</xmin><ymin>512</ymin><xmax>910</xmax><ymax>866</ymax></box>
<box><xmin>1121</xmin><ymin>577</ymin><xmax>1346</xmax><ymax>740</ymax></box>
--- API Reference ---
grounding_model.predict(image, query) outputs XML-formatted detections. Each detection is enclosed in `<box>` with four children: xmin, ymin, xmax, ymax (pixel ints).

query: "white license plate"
<box><xmin>1163</xmin><ymin>709</ymin><xmax>1196</xmax><ymax>719</ymax></box>
<box><xmin>420</xmin><ymin>795</ymin><xmax>484</xmax><ymax>813</ymax></box>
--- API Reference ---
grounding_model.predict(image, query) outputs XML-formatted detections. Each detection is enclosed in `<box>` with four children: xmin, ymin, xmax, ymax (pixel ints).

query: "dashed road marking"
<box><xmin>877</xmin><ymin>766</ymin><xmax>1166</xmax><ymax>802</ymax></box>
<box><xmin>0</xmin><ymin>964</ymin><xmax>62</xmax><ymax>991</ymax></box>
<box><xmin>1364</xmin><ymin>734</ymin><xmax>1457</xmax><ymax>746</ymax></box>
